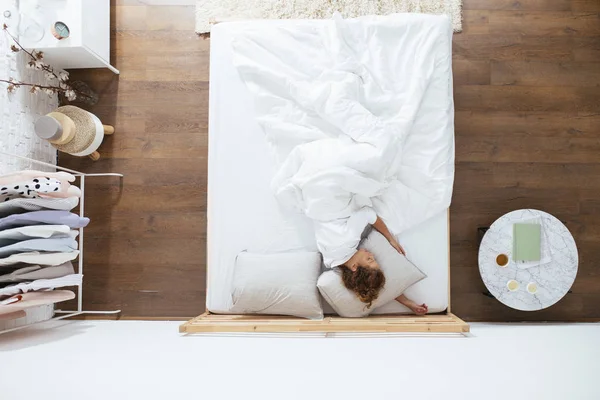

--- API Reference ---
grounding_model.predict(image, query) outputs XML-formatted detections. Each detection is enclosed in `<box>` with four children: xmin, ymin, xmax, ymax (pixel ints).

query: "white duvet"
<box><xmin>232</xmin><ymin>13</ymin><xmax>455</xmax><ymax>267</ymax></box>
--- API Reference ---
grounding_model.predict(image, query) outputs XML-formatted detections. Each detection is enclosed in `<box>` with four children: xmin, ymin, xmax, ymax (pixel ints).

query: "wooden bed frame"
<box><xmin>180</xmin><ymin>312</ymin><xmax>469</xmax><ymax>334</ymax></box>
<box><xmin>180</xmin><ymin>212</ymin><xmax>469</xmax><ymax>335</ymax></box>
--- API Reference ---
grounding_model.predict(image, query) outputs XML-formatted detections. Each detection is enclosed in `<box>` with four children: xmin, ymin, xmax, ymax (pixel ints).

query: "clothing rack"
<box><xmin>0</xmin><ymin>151</ymin><xmax>123</xmax><ymax>334</ymax></box>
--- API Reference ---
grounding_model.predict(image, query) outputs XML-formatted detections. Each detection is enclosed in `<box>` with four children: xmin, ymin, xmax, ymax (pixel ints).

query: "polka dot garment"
<box><xmin>1</xmin><ymin>177</ymin><xmax>62</xmax><ymax>202</ymax></box>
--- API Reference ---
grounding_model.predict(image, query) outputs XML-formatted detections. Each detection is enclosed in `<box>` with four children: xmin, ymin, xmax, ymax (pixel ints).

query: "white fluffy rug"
<box><xmin>196</xmin><ymin>0</ymin><xmax>463</xmax><ymax>34</ymax></box>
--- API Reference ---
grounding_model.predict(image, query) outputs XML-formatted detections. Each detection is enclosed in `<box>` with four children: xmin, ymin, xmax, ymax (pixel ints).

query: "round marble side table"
<box><xmin>478</xmin><ymin>209</ymin><xmax>578</xmax><ymax>311</ymax></box>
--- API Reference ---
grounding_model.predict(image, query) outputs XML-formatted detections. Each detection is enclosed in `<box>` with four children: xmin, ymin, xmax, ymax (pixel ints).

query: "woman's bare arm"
<box><xmin>372</xmin><ymin>216</ymin><xmax>405</xmax><ymax>255</ymax></box>
<box><xmin>372</xmin><ymin>216</ymin><xmax>394</xmax><ymax>242</ymax></box>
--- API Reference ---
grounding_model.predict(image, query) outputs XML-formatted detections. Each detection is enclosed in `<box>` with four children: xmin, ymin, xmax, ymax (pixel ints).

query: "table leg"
<box><xmin>103</xmin><ymin>125</ymin><xmax>114</xmax><ymax>135</ymax></box>
<box><xmin>478</xmin><ymin>227</ymin><xmax>490</xmax><ymax>243</ymax></box>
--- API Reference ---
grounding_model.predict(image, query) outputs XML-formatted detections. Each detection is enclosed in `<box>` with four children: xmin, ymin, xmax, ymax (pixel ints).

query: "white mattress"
<box><xmin>206</xmin><ymin>20</ymin><xmax>451</xmax><ymax>315</ymax></box>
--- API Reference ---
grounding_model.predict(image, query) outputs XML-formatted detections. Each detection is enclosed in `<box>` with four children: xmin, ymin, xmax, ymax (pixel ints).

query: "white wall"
<box><xmin>0</xmin><ymin>321</ymin><xmax>598</xmax><ymax>400</ymax></box>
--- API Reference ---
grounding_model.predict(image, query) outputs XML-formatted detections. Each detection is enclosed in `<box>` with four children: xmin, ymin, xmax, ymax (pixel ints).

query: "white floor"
<box><xmin>0</xmin><ymin>321</ymin><xmax>598</xmax><ymax>399</ymax></box>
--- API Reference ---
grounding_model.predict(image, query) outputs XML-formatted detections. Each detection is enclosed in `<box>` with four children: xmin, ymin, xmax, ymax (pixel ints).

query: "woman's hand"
<box><xmin>389</xmin><ymin>238</ymin><xmax>406</xmax><ymax>256</ymax></box>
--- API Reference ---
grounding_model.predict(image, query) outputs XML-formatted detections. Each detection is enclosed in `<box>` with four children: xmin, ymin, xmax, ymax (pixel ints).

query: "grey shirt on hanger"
<box><xmin>0</xmin><ymin>225</ymin><xmax>77</xmax><ymax>247</ymax></box>
<box><xmin>0</xmin><ymin>261</ymin><xmax>75</xmax><ymax>282</ymax></box>
<box><xmin>0</xmin><ymin>197</ymin><xmax>79</xmax><ymax>217</ymax></box>
<box><xmin>0</xmin><ymin>251</ymin><xmax>79</xmax><ymax>267</ymax></box>
<box><xmin>0</xmin><ymin>210</ymin><xmax>90</xmax><ymax>230</ymax></box>
<box><xmin>0</xmin><ymin>237</ymin><xmax>78</xmax><ymax>257</ymax></box>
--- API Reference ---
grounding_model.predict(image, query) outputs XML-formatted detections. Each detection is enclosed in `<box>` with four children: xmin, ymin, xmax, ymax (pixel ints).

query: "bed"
<box><xmin>181</xmin><ymin>15</ymin><xmax>469</xmax><ymax>334</ymax></box>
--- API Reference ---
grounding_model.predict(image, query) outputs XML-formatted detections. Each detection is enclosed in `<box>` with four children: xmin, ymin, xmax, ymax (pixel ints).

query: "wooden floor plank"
<box><xmin>111</xmin><ymin>5</ymin><xmax>148</xmax><ymax>31</ymax></box>
<box><xmin>572</xmin><ymin>37</ymin><xmax>600</xmax><ymax>61</ymax></box>
<box><xmin>87</xmin><ymin>211</ymin><xmax>207</xmax><ymax>239</ymax></box>
<box><xmin>451</xmin><ymin>186</ymin><xmax>581</xmax><ymax>216</ymax></box>
<box><xmin>455</xmin><ymin>162</ymin><xmax>600</xmax><ymax>189</ymax></box>
<box><xmin>571</xmin><ymin>0</ymin><xmax>600</xmax><ymax>12</ymax></box>
<box><xmin>455</xmin><ymin>111</ymin><xmax>600</xmax><ymax>137</ymax></box>
<box><xmin>461</xmin><ymin>10</ymin><xmax>490</xmax><ymax>34</ymax></box>
<box><xmin>463</xmin><ymin>0</ymin><xmax>572</xmax><ymax>11</ymax></box>
<box><xmin>453</xmin><ymin>34</ymin><xmax>581</xmax><ymax>61</ymax></box>
<box><xmin>453</xmin><ymin>60</ymin><xmax>491</xmax><ymax>85</ymax></box>
<box><xmin>491</xmin><ymin>60</ymin><xmax>600</xmax><ymax>86</ymax></box>
<box><xmin>455</xmin><ymin>86</ymin><xmax>600</xmax><ymax>112</ymax></box>
<box><xmin>488</xmin><ymin>11</ymin><xmax>600</xmax><ymax>36</ymax></box>
<box><xmin>456</xmin><ymin>136</ymin><xmax>600</xmax><ymax>163</ymax></box>
<box><xmin>146</xmin><ymin>6</ymin><xmax>195</xmax><ymax>31</ymax></box>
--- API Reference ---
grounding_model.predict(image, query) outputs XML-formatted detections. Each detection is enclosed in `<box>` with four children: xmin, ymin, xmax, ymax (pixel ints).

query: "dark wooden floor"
<box><xmin>60</xmin><ymin>0</ymin><xmax>600</xmax><ymax>321</ymax></box>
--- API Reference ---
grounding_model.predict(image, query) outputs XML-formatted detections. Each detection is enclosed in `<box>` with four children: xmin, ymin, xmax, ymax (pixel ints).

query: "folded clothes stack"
<box><xmin>0</xmin><ymin>170</ymin><xmax>83</xmax><ymax>217</ymax></box>
<box><xmin>0</xmin><ymin>170</ymin><xmax>89</xmax><ymax>316</ymax></box>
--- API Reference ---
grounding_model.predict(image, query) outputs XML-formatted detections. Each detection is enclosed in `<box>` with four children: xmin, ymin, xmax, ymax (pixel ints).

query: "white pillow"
<box><xmin>230</xmin><ymin>251</ymin><xmax>324</xmax><ymax>319</ymax></box>
<box><xmin>317</xmin><ymin>230</ymin><xmax>427</xmax><ymax>317</ymax></box>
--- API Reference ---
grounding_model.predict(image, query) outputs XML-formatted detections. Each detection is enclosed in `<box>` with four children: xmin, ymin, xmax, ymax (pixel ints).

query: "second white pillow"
<box><xmin>230</xmin><ymin>251</ymin><xmax>324</xmax><ymax>320</ymax></box>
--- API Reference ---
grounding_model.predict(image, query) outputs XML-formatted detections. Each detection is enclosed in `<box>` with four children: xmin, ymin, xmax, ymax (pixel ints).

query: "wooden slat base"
<box><xmin>180</xmin><ymin>312</ymin><xmax>470</xmax><ymax>334</ymax></box>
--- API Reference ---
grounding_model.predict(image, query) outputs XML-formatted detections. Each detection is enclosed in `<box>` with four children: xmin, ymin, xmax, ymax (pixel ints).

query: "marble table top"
<box><xmin>478</xmin><ymin>209</ymin><xmax>578</xmax><ymax>311</ymax></box>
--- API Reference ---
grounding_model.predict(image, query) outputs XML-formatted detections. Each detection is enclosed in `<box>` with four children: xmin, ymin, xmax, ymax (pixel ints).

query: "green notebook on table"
<box><xmin>513</xmin><ymin>223</ymin><xmax>541</xmax><ymax>261</ymax></box>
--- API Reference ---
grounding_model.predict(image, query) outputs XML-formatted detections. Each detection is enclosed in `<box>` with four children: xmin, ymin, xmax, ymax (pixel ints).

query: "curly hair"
<box><xmin>340</xmin><ymin>265</ymin><xmax>386</xmax><ymax>309</ymax></box>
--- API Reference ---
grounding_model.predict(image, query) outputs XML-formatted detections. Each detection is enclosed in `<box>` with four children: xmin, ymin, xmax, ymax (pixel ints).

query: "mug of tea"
<box><xmin>496</xmin><ymin>253</ymin><xmax>509</xmax><ymax>267</ymax></box>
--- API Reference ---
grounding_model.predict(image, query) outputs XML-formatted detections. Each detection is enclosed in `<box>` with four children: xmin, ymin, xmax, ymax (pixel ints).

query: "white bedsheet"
<box><xmin>207</xmin><ymin>16</ymin><xmax>453</xmax><ymax>315</ymax></box>
<box><xmin>232</xmin><ymin>13</ymin><xmax>454</xmax><ymax>268</ymax></box>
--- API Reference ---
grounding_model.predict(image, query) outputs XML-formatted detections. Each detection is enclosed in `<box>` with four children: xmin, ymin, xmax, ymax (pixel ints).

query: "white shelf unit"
<box><xmin>18</xmin><ymin>0</ymin><xmax>119</xmax><ymax>74</ymax></box>
<box><xmin>0</xmin><ymin>151</ymin><xmax>123</xmax><ymax>334</ymax></box>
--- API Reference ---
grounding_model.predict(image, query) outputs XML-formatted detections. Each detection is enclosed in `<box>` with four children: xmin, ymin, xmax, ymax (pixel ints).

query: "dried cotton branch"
<box><xmin>1</xmin><ymin>24</ymin><xmax>90</xmax><ymax>101</ymax></box>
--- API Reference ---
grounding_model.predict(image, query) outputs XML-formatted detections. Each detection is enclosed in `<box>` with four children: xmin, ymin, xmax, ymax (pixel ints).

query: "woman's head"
<box><xmin>340</xmin><ymin>249</ymin><xmax>385</xmax><ymax>308</ymax></box>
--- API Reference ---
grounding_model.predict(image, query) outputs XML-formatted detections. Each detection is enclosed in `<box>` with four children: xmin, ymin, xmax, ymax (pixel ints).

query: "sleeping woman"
<box><xmin>321</xmin><ymin>207</ymin><xmax>428</xmax><ymax>316</ymax></box>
